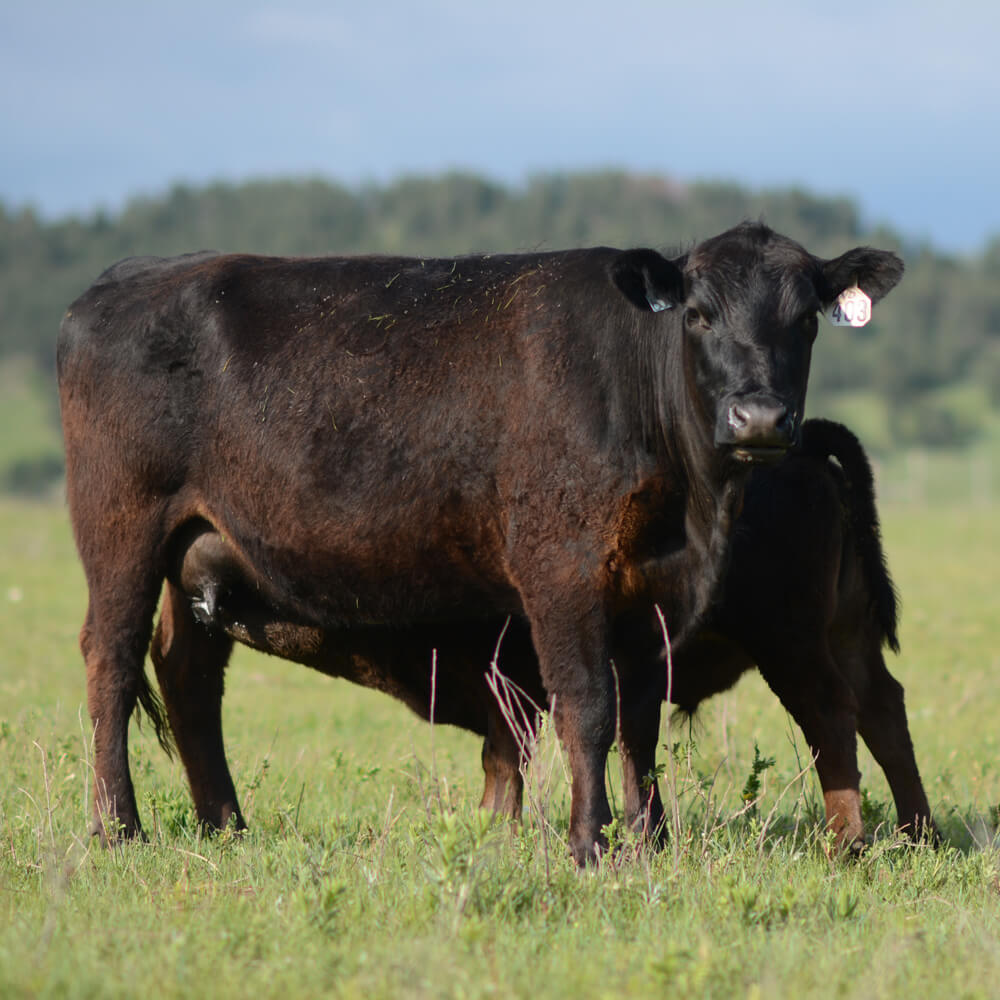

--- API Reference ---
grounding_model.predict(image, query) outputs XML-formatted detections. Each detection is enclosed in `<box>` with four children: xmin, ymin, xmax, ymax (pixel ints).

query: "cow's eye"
<box><xmin>800</xmin><ymin>313</ymin><xmax>818</xmax><ymax>340</ymax></box>
<box><xmin>685</xmin><ymin>308</ymin><xmax>709</xmax><ymax>331</ymax></box>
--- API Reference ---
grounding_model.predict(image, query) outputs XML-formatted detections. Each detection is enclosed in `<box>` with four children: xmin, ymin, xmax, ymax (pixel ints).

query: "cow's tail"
<box><xmin>799</xmin><ymin>418</ymin><xmax>900</xmax><ymax>653</ymax></box>
<box><xmin>136</xmin><ymin>666</ymin><xmax>175</xmax><ymax>758</ymax></box>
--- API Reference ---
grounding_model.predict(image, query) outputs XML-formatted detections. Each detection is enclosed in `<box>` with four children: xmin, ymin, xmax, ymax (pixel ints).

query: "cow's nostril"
<box><xmin>728</xmin><ymin>404</ymin><xmax>750</xmax><ymax>430</ymax></box>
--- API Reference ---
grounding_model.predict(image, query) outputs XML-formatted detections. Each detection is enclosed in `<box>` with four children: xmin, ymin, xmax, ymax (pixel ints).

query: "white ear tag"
<box><xmin>825</xmin><ymin>285</ymin><xmax>872</xmax><ymax>327</ymax></box>
<box><xmin>646</xmin><ymin>295</ymin><xmax>671</xmax><ymax>313</ymax></box>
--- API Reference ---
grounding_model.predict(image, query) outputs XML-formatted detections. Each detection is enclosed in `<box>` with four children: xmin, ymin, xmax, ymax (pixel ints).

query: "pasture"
<box><xmin>1</xmin><ymin>496</ymin><xmax>999</xmax><ymax>998</ymax></box>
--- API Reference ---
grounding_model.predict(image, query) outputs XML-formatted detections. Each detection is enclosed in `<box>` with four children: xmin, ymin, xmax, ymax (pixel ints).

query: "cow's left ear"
<box><xmin>818</xmin><ymin>247</ymin><xmax>904</xmax><ymax>306</ymax></box>
<box><xmin>611</xmin><ymin>249</ymin><xmax>686</xmax><ymax>313</ymax></box>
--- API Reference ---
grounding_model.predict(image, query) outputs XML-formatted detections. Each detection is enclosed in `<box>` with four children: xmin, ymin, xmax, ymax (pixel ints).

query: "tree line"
<box><xmin>2</xmin><ymin>170</ymin><xmax>998</xmax><ymax>461</ymax></box>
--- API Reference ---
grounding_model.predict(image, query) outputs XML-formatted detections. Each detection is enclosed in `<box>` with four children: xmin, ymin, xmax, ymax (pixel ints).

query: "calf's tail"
<box><xmin>799</xmin><ymin>418</ymin><xmax>900</xmax><ymax>653</ymax></box>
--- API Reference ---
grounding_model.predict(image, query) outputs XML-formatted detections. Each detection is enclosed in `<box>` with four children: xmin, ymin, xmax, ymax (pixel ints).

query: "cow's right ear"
<box><xmin>611</xmin><ymin>249</ymin><xmax>686</xmax><ymax>313</ymax></box>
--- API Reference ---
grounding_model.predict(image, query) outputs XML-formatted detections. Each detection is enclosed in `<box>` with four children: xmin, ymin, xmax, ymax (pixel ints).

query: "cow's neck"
<box><xmin>678</xmin><ymin>470</ymin><xmax>747</xmax><ymax>643</ymax></box>
<box><xmin>651</xmin><ymin>369</ymin><xmax>752</xmax><ymax>648</ymax></box>
<box><xmin>600</xmin><ymin>314</ymin><xmax>751</xmax><ymax>644</ymax></box>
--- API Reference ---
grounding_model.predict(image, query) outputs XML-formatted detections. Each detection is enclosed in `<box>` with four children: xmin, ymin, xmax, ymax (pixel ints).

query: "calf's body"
<box><xmin>670</xmin><ymin>419</ymin><xmax>933</xmax><ymax>844</ymax></box>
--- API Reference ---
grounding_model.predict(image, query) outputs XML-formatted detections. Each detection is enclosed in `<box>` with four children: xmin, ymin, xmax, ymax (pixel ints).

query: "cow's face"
<box><xmin>612</xmin><ymin>224</ymin><xmax>903</xmax><ymax>464</ymax></box>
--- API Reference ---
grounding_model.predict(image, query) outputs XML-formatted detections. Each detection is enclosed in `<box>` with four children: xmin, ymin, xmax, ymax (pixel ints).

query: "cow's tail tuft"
<box><xmin>135</xmin><ymin>666</ymin><xmax>176</xmax><ymax>758</ymax></box>
<box><xmin>800</xmin><ymin>418</ymin><xmax>900</xmax><ymax>653</ymax></box>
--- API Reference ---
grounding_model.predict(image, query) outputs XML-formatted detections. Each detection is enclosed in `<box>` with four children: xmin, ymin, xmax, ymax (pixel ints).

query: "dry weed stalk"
<box><xmin>483</xmin><ymin>617</ymin><xmax>566</xmax><ymax>880</ymax></box>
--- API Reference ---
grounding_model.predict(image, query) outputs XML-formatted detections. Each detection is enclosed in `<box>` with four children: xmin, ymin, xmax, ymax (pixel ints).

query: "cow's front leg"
<box><xmin>553</xmin><ymin>687</ymin><xmax>615</xmax><ymax>865</ymax></box>
<box><xmin>521</xmin><ymin>594</ymin><xmax>616</xmax><ymax>866</ymax></box>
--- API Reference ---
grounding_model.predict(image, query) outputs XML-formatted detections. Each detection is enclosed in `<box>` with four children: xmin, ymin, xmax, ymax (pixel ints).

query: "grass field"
<box><xmin>1</xmin><ymin>498</ymin><xmax>999</xmax><ymax>999</ymax></box>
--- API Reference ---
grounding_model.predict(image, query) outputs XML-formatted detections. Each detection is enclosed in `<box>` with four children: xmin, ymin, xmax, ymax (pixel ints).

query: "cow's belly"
<box><xmin>169</xmin><ymin>525</ymin><xmax>539</xmax><ymax>727</ymax></box>
<box><xmin>171</xmin><ymin>505</ymin><xmax>521</xmax><ymax>630</ymax></box>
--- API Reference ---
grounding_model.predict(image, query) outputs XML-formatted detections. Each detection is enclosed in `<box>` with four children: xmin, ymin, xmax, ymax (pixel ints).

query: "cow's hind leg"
<box><xmin>151</xmin><ymin>581</ymin><xmax>244</xmax><ymax>832</ymax></box>
<box><xmin>79</xmin><ymin>567</ymin><xmax>166</xmax><ymax>843</ymax></box>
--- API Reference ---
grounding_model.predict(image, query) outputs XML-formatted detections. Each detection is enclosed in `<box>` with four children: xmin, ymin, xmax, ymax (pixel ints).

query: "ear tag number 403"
<box><xmin>825</xmin><ymin>285</ymin><xmax>872</xmax><ymax>327</ymax></box>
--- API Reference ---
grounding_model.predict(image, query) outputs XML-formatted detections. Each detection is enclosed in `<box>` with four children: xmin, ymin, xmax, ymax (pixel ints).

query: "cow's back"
<box><xmin>57</xmin><ymin>248</ymin><xmax>642</xmax><ymax>627</ymax></box>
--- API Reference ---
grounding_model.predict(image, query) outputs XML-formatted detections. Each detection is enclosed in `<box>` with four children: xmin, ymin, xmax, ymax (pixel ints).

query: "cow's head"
<box><xmin>612</xmin><ymin>223</ymin><xmax>903</xmax><ymax>464</ymax></box>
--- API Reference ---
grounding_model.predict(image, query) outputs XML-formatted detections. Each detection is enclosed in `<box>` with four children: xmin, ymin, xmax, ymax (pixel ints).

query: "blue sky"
<box><xmin>2</xmin><ymin>1</ymin><xmax>997</xmax><ymax>252</ymax></box>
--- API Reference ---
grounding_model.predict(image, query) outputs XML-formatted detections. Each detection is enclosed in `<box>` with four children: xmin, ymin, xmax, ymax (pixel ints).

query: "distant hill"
<box><xmin>2</xmin><ymin>170</ymin><xmax>999</xmax><ymax>494</ymax></box>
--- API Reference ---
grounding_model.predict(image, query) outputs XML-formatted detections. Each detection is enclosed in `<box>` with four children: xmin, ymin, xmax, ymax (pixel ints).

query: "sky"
<box><xmin>2</xmin><ymin>1</ymin><xmax>998</xmax><ymax>253</ymax></box>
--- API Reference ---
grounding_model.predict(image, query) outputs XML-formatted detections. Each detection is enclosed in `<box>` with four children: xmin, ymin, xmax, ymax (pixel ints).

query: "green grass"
<box><xmin>1</xmin><ymin>498</ymin><xmax>999</xmax><ymax>998</ymax></box>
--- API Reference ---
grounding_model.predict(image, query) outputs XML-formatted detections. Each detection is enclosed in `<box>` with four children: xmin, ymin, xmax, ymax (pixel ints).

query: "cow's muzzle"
<box><xmin>718</xmin><ymin>396</ymin><xmax>797</xmax><ymax>464</ymax></box>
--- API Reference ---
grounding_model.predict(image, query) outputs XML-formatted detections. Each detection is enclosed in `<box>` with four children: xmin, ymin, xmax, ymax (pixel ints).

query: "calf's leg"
<box><xmin>853</xmin><ymin>651</ymin><xmax>935</xmax><ymax>839</ymax></box>
<box><xmin>479</xmin><ymin>699</ymin><xmax>531</xmax><ymax>818</ymax></box>
<box><xmin>615</xmin><ymin>654</ymin><xmax>667</xmax><ymax>843</ymax></box>
<box><xmin>757</xmin><ymin>645</ymin><xmax>865</xmax><ymax>852</ymax></box>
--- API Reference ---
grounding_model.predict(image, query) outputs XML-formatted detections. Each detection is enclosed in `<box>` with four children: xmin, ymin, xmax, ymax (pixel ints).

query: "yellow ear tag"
<box><xmin>825</xmin><ymin>285</ymin><xmax>872</xmax><ymax>327</ymax></box>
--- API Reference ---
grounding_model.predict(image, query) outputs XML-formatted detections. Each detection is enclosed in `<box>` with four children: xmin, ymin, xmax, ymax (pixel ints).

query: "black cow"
<box><xmin>57</xmin><ymin>223</ymin><xmax>902</xmax><ymax>864</ymax></box>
